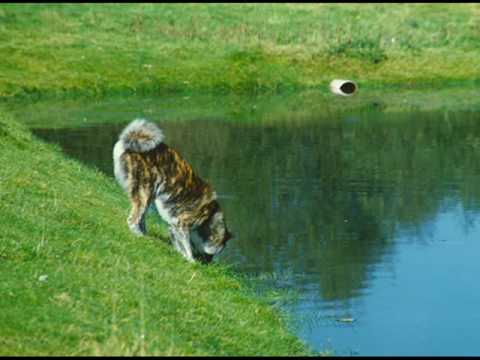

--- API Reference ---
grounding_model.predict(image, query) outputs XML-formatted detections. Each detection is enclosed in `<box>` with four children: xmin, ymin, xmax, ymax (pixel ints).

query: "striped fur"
<box><xmin>113</xmin><ymin>119</ymin><xmax>232</xmax><ymax>263</ymax></box>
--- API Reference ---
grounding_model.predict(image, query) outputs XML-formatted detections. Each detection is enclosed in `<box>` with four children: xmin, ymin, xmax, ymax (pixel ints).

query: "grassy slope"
<box><xmin>1</xmin><ymin>3</ymin><xmax>480</xmax><ymax>98</ymax></box>
<box><xmin>0</xmin><ymin>113</ymin><xmax>311</xmax><ymax>356</ymax></box>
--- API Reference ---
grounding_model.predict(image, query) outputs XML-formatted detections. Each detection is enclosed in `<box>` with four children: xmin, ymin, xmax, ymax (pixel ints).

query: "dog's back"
<box><xmin>113</xmin><ymin>119</ymin><xmax>216</xmax><ymax>224</ymax></box>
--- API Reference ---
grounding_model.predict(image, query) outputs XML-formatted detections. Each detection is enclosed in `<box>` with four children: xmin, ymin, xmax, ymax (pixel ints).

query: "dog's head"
<box><xmin>194</xmin><ymin>210</ymin><xmax>233</xmax><ymax>264</ymax></box>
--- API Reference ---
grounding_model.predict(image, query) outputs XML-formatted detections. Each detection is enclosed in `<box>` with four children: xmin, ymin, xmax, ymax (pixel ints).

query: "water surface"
<box><xmin>14</xmin><ymin>89</ymin><xmax>480</xmax><ymax>355</ymax></box>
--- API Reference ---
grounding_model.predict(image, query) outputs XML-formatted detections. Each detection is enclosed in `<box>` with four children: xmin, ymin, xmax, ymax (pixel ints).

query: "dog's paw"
<box><xmin>128</xmin><ymin>223</ymin><xmax>146</xmax><ymax>236</ymax></box>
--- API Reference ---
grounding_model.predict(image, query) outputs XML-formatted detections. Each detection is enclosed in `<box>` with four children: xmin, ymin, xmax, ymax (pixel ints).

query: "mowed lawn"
<box><xmin>0</xmin><ymin>3</ymin><xmax>479</xmax><ymax>97</ymax></box>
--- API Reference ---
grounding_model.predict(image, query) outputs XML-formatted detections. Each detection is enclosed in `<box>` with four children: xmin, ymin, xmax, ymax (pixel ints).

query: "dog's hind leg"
<box><xmin>127</xmin><ymin>190</ymin><xmax>152</xmax><ymax>236</ymax></box>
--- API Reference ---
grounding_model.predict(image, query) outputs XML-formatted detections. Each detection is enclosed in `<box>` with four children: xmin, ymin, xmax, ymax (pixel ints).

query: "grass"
<box><xmin>0</xmin><ymin>112</ymin><xmax>313</xmax><ymax>356</ymax></box>
<box><xmin>0</xmin><ymin>3</ymin><xmax>479</xmax><ymax>99</ymax></box>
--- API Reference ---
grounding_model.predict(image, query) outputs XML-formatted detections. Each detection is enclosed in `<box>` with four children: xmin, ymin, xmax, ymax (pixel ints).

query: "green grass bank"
<box><xmin>1</xmin><ymin>3</ymin><xmax>480</xmax><ymax>99</ymax></box>
<box><xmin>0</xmin><ymin>113</ymin><xmax>312</xmax><ymax>355</ymax></box>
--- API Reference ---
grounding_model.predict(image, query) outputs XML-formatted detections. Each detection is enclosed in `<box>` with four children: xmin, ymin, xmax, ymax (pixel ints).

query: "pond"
<box><xmin>8</xmin><ymin>87</ymin><xmax>480</xmax><ymax>356</ymax></box>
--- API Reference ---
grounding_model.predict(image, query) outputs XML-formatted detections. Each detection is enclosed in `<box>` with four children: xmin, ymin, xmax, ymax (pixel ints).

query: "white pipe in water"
<box><xmin>329</xmin><ymin>79</ymin><xmax>357</xmax><ymax>96</ymax></box>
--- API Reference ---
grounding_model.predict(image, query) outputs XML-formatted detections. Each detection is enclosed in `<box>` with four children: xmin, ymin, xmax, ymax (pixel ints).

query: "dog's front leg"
<box><xmin>169</xmin><ymin>225</ymin><xmax>195</xmax><ymax>263</ymax></box>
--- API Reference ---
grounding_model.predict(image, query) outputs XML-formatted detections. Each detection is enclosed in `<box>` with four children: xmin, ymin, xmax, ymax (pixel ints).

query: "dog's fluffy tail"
<box><xmin>117</xmin><ymin>118</ymin><xmax>165</xmax><ymax>153</ymax></box>
<box><xmin>113</xmin><ymin>119</ymin><xmax>164</xmax><ymax>191</ymax></box>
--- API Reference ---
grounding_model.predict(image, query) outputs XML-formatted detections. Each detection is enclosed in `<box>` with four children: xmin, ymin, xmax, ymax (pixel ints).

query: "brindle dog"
<box><xmin>113</xmin><ymin>119</ymin><xmax>232</xmax><ymax>263</ymax></box>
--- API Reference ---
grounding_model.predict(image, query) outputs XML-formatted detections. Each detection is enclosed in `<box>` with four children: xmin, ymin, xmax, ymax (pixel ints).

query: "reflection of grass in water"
<box><xmin>236</xmin><ymin>270</ymin><xmax>302</xmax><ymax>315</ymax></box>
<box><xmin>253</xmin><ymin>271</ymin><xmax>359</xmax><ymax>338</ymax></box>
<box><xmin>241</xmin><ymin>270</ymin><xmax>334</xmax><ymax>356</ymax></box>
<box><xmin>4</xmin><ymin>85</ymin><xmax>480</xmax><ymax>129</ymax></box>
<box><xmin>293</xmin><ymin>311</ymin><xmax>357</xmax><ymax>333</ymax></box>
<box><xmin>290</xmin><ymin>310</ymin><xmax>359</xmax><ymax>357</ymax></box>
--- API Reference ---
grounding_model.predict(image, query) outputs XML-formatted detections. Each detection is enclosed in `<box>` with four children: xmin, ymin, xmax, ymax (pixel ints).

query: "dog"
<box><xmin>113</xmin><ymin>119</ymin><xmax>232</xmax><ymax>263</ymax></box>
